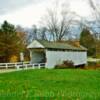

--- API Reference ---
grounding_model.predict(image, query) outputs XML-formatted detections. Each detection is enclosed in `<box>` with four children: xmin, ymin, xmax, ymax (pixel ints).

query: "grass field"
<box><xmin>0</xmin><ymin>69</ymin><xmax>100</xmax><ymax>100</ymax></box>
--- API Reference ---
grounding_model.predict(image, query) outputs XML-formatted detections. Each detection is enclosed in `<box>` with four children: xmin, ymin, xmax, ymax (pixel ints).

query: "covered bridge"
<box><xmin>27</xmin><ymin>40</ymin><xmax>87</xmax><ymax>68</ymax></box>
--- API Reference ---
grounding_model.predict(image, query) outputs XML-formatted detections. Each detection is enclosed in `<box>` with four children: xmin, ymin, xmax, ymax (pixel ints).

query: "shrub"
<box><xmin>55</xmin><ymin>60</ymin><xmax>74</xmax><ymax>69</ymax></box>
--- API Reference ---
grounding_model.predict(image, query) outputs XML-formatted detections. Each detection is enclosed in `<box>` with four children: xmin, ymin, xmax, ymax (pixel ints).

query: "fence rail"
<box><xmin>0</xmin><ymin>62</ymin><xmax>46</xmax><ymax>70</ymax></box>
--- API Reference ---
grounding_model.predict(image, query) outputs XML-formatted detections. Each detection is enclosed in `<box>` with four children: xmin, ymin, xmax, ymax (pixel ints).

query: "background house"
<box><xmin>27</xmin><ymin>40</ymin><xmax>87</xmax><ymax>68</ymax></box>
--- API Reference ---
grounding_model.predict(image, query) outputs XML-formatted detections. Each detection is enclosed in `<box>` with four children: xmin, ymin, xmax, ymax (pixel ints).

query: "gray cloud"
<box><xmin>0</xmin><ymin>0</ymin><xmax>45</xmax><ymax>15</ymax></box>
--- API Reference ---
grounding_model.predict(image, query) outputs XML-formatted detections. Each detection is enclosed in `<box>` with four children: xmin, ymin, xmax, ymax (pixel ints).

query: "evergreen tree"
<box><xmin>80</xmin><ymin>28</ymin><xmax>96</xmax><ymax>56</ymax></box>
<box><xmin>0</xmin><ymin>21</ymin><xmax>23</xmax><ymax>62</ymax></box>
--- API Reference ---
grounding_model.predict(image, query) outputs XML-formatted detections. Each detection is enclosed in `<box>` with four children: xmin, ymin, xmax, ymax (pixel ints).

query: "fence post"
<box><xmin>32</xmin><ymin>64</ymin><xmax>34</xmax><ymax>69</ymax></box>
<box><xmin>25</xmin><ymin>64</ymin><xmax>27</xmax><ymax>69</ymax></box>
<box><xmin>38</xmin><ymin>64</ymin><xmax>41</xmax><ymax>69</ymax></box>
<box><xmin>16</xmin><ymin>65</ymin><xmax>19</xmax><ymax>70</ymax></box>
<box><xmin>6</xmin><ymin>63</ymin><xmax>8</xmax><ymax>69</ymax></box>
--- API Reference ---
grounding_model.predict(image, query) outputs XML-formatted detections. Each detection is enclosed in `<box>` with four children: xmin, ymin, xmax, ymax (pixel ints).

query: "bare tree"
<box><xmin>32</xmin><ymin>25</ymin><xmax>38</xmax><ymax>40</ymax></box>
<box><xmin>88</xmin><ymin>0</ymin><xmax>100</xmax><ymax>32</ymax></box>
<box><xmin>16</xmin><ymin>25</ymin><xmax>27</xmax><ymax>45</ymax></box>
<box><xmin>88</xmin><ymin>0</ymin><xmax>100</xmax><ymax>58</ymax></box>
<box><xmin>39</xmin><ymin>27</ymin><xmax>47</xmax><ymax>40</ymax></box>
<box><xmin>40</xmin><ymin>2</ymin><xmax>74</xmax><ymax>41</ymax></box>
<box><xmin>89</xmin><ymin>0</ymin><xmax>100</xmax><ymax>21</ymax></box>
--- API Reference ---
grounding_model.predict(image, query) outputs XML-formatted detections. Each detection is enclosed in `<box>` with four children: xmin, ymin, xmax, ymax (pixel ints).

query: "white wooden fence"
<box><xmin>0</xmin><ymin>62</ymin><xmax>46</xmax><ymax>70</ymax></box>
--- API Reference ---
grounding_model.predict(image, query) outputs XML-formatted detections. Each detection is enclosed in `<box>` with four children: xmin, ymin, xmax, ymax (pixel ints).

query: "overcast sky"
<box><xmin>0</xmin><ymin>0</ymin><xmax>99</xmax><ymax>27</ymax></box>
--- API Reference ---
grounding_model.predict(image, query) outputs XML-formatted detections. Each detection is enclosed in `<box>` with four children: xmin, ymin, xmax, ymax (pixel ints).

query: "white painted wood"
<box><xmin>0</xmin><ymin>62</ymin><xmax>45</xmax><ymax>70</ymax></box>
<box><xmin>27</xmin><ymin>40</ymin><xmax>44</xmax><ymax>49</ymax></box>
<box><xmin>45</xmin><ymin>50</ymin><xmax>87</xmax><ymax>68</ymax></box>
<box><xmin>25</xmin><ymin>65</ymin><xmax>28</xmax><ymax>69</ymax></box>
<box><xmin>6</xmin><ymin>64</ymin><xmax>8</xmax><ymax>69</ymax></box>
<box><xmin>28</xmin><ymin>40</ymin><xmax>87</xmax><ymax>68</ymax></box>
<box><xmin>16</xmin><ymin>65</ymin><xmax>19</xmax><ymax>70</ymax></box>
<box><xmin>29</xmin><ymin>49</ymin><xmax>87</xmax><ymax>68</ymax></box>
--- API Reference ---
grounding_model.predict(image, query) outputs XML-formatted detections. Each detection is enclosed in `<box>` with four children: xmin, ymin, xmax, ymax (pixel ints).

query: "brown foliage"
<box><xmin>55</xmin><ymin>60</ymin><xmax>75</xmax><ymax>69</ymax></box>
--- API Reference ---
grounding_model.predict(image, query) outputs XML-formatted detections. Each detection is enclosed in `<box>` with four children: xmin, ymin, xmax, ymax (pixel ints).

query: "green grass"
<box><xmin>0</xmin><ymin>69</ymin><xmax>100</xmax><ymax>100</ymax></box>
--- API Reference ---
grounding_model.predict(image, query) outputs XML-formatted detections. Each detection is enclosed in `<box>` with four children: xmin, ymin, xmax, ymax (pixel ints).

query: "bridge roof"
<box><xmin>27</xmin><ymin>40</ymin><xmax>87</xmax><ymax>51</ymax></box>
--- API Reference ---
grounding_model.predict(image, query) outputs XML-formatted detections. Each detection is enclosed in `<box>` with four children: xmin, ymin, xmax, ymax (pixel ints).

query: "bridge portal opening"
<box><xmin>31</xmin><ymin>49</ymin><xmax>46</xmax><ymax>64</ymax></box>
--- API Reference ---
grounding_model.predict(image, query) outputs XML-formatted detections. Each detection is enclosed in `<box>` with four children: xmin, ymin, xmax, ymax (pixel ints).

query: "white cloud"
<box><xmin>0</xmin><ymin>2</ymin><xmax>48</xmax><ymax>27</ymax></box>
<box><xmin>0</xmin><ymin>0</ymin><xmax>48</xmax><ymax>14</ymax></box>
<box><xmin>0</xmin><ymin>0</ymin><xmax>99</xmax><ymax>27</ymax></box>
<box><xmin>70</xmin><ymin>0</ymin><xmax>91</xmax><ymax>16</ymax></box>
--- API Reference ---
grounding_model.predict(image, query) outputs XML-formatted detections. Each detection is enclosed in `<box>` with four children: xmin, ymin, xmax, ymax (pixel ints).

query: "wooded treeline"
<box><xmin>0</xmin><ymin>21</ymin><xmax>27</xmax><ymax>62</ymax></box>
<box><xmin>0</xmin><ymin>0</ymin><xmax>100</xmax><ymax>62</ymax></box>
